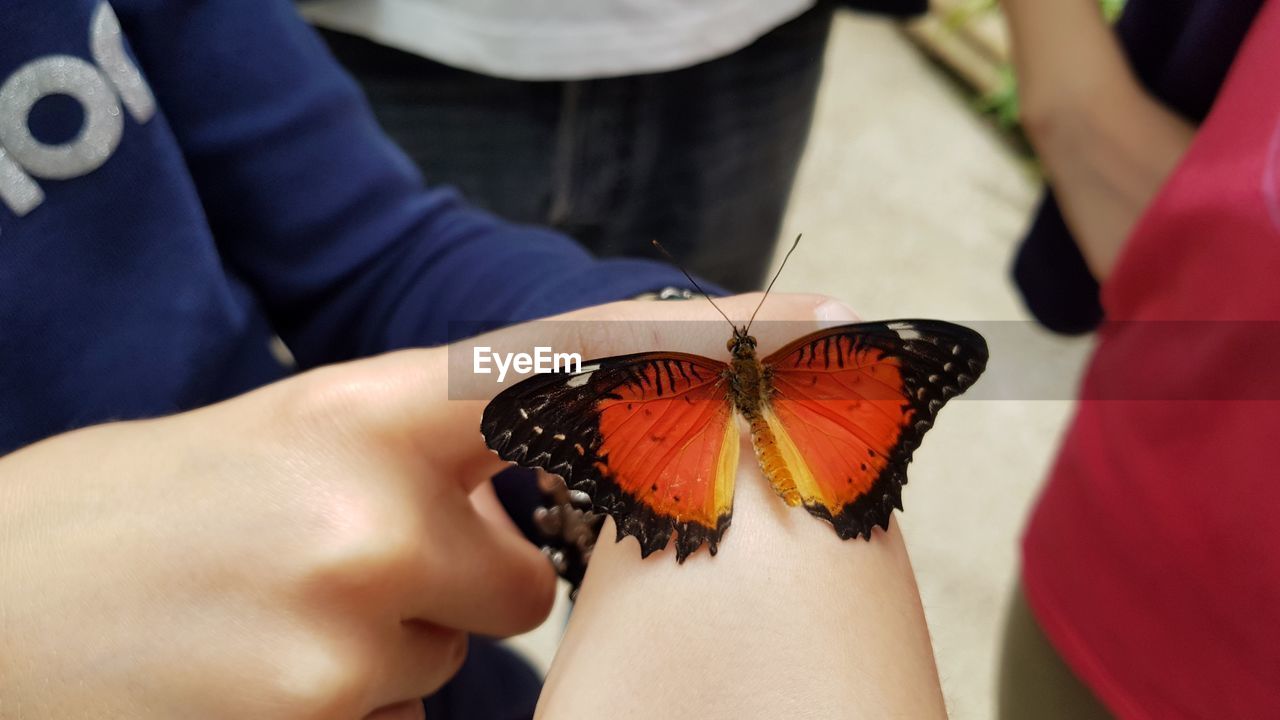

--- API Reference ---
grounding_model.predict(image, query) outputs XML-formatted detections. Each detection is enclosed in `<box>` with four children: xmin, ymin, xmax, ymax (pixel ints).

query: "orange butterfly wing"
<box><xmin>482</xmin><ymin>352</ymin><xmax>738</xmax><ymax>561</ymax></box>
<box><xmin>756</xmin><ymin>320</ymin><xmax>988</xmax><ymax>540</ymax></box>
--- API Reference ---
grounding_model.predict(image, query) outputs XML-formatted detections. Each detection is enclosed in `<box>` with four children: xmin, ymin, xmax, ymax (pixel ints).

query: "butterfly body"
<box><xmin>720</xmin><ymin>330</ymin><xmax>805</xmax><ymax>508</ymax></box>
<box><xmin>724</xmin><ymin>331</ymin><xmax>767</xmax><ymax>421</ymax></box>
<box><xmin>482</xmin><ymin>319</ymin><xmax>987</xmax><ymax>563</ymax></box>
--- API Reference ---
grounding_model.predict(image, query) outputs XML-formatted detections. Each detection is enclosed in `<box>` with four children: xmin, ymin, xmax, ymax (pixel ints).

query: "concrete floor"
<box><xmin>508</xmin><ymin>11</ymin><xmax>1093</xmax><ymax>719</ymax></box>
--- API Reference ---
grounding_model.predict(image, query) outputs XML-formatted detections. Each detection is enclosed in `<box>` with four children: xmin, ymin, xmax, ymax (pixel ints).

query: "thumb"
<box><xmin>242</xmin><ymin>348</ymin><xmax>499</xmax><ymax>486</ymax></box>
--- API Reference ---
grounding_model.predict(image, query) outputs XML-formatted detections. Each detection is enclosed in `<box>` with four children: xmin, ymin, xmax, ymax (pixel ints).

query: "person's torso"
<box><xmin>1021</xmin><ymin>1</ymin><xmax>1280</xmax><ymax>716</ymax></box>
<box><xmin>0</xmin><ymin>0</ymin><xmax>285</xmax><ymax>455</ymax></box>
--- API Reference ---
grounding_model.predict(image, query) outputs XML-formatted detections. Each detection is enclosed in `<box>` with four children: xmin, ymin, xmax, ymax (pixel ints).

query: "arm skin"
<box><xmin>1</xmin><ymin>293</ymin><xmax>938</xmax><ymax>720</ymax></box>
<box><xmin>1002</xmin><ymin>0</ymin><xmax>1197</xmax><ymax>281</ymax></box>
<box><xmin>538</xmin><ymin>474</ymin><xmax>946</xmax><ymax>719</ymax></box>
<box><xmin>533</xmin><ymin>300</ymin><xmax>948</xmax><ymax>720</ymax></box>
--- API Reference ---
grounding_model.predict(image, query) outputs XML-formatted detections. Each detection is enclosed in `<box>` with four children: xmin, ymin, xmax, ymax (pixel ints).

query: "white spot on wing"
<box><xmin>566</xmin><ymin>371</ymin><xmax>593</xmax><ymax>388</ymax></box>
<box><xmin>887</xmin><ymin>321</ymin><xmax>921</xmax><ymax>340</ymax></box>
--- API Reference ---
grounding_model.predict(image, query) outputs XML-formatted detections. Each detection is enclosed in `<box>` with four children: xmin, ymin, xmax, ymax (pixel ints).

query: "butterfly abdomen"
<box><xmin>746</xmin><ymin>411</ymin><xmax>803</xmax><ymax>507</ymax></box>
<box><xmin>728</xmin><ymin>353</ymin><xmax>803</xmax><ymax>508</ymax></box>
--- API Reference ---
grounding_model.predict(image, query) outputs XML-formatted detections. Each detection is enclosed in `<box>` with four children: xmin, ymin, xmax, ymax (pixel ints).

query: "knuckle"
<box><xmin>439</xmin><ymin>628</ymin><xmax>469</xmax><ymax>680</ymax></box>
<box><xmin>301</xmin><ymin>498</ymin><xmax>419</xmax><ymax>603</ymax></box>
<box><xmin>495</xmin><ymin>553</ymin><xmax>558</xmax><ymax>634</ymax></box>
<box><xmin>276</xmin><ymin>354</ymin><xmax>441</xmax><ymax>447</ymax></box>
<box><xmin>269</xmin><ymin>638</ymin><xmax>370</xmax><ymax>719</ymax></box>
<box><xmin>280</xmin><ymin>364</ymin><xmax>377</xmax><ymax>428</ymax></box>
<box><xmin>402</xmin><ymin>623</ymin><xmax>468</xmax><ymax>695</ymax></box>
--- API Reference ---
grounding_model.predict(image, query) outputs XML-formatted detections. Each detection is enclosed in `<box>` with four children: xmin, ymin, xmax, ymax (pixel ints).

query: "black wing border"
<box><xmin>763</xmin><ymin>319</ymin><xmax>989</xmax><ymax>540</ymax></box>
<box><xmin>481</xmin><ymin>351</ymin><xmax>734</xmax><ymax>562</ymax></box>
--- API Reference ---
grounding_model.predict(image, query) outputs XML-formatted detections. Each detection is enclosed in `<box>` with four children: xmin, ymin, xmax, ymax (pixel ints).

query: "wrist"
<box><xmin>541</xmin><ymin>444</ymin><xmax>945</xmax><ymax>717</ymax></box>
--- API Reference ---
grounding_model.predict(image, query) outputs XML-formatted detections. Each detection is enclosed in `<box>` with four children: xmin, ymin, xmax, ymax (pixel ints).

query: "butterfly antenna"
<box><xmin>746</xmin><ymin>233</ymin><xmax>802</xmax><ymax>333</ymax></box>
<box><xmin>650</xmin><ymin>239</ymin><xmax>736</xmax><ymax>329</ymax></box>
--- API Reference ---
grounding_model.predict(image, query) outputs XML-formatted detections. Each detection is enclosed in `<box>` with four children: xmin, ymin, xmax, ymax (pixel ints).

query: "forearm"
<box><xmin>1004</xmin><ymin>0</ymin><xmax>1195</xmax><ymax>281</ymax></box>
<box><xmin>536</xmin><ymin>445</ymin><xmax>946</xmax><ymax>719</ymax></box>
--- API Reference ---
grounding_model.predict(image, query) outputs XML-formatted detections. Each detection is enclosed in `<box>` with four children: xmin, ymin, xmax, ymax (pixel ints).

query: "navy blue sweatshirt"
<box><xmin>0</xmin><ymin>0</ymin><xmax>695</xmax><ymax>455</ymax></box>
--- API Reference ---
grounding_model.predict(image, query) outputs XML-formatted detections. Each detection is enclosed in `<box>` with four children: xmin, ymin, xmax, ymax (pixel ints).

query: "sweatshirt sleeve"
<box><xmin>113</xmin><ymin>0</ymin><xmax>701</xmax><ymax>365</ymax></box>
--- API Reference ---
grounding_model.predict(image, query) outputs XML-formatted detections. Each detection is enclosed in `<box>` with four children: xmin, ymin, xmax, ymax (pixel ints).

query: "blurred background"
<box><xmin>504</xmin><ymin>6</ymin><xmax>1093</xmax><ymax>718</ymax></box>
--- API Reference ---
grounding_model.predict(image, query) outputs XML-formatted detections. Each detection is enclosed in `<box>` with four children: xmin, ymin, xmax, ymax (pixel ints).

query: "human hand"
<box><xmin>516</xmin><ymin>296</ymin><xmax>950</xmax><ymax>719</ymax></box>
<box><xmin>0</xmin><ymin>349</ymin><xmax>553</xmax><ymax>720</ymax></box>
<box><xmin>0</xmin><ymin>292</ymin><xmax>853</xmax><ymax>720</ymax></box>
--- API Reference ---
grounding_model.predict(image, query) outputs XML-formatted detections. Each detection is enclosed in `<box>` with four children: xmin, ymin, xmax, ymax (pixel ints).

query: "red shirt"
<box><xmin>1021</xmin><ymin>2</ymin><xmax>1280</xmax><ymax>718</ymax></box>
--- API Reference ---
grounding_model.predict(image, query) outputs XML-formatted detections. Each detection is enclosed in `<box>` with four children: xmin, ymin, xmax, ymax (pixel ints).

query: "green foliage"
<box><xmin>975</xmin><ymin>66</ymin><xmax>1020</xmax><ymax>131</ymax></box>
<box><xmin>1100</xmin><ymin>0</ymin><xmax>1126</xmax><ymax>21</ymax></box>
<box><xmin>945</xmin><ymin>0</ymin><xmax>998</xmax><ymax>28</ymax></box>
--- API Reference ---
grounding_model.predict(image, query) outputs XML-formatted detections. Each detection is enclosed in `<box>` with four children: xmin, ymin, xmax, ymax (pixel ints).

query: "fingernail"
<box><xmin>815</xmin><ymin>299</ymin><xmax>860</xmax><ymax>323</ymax></box>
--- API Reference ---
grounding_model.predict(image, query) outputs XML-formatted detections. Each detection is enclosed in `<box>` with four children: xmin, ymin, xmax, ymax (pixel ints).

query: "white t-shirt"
<box><xmin>299</xmin><ymin>0</ymin><xmax>816</xmax><ymax>81</ymax></box>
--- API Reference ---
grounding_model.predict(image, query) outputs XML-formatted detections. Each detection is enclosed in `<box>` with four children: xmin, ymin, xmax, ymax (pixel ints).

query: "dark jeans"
<box><xmin>318</xmin><ymin>4</ymin><xmax>834</xmax><ymax>292</ymax></box>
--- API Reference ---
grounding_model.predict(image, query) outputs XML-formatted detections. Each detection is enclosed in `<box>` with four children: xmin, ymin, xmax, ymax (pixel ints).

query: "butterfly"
<box><xmin>481</xmin><ymin>240</ymin><xmax>988</xmax><ymax>562</ymax></box>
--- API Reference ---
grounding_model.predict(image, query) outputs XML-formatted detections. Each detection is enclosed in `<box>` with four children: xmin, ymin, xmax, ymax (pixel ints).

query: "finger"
<box><xmin>366</xmin><ymin>620</ymin><xmax>467</xmax><ymax>712</ymax></box>
<box><xmin>262</xmin><ymin>348</ymin><xmax>507</xmax><ymax>487</ymax></box>
<box><xmin>405</xmin><ymin>483</ymin><xmax>556</xmax><ymax>636</ymax></box>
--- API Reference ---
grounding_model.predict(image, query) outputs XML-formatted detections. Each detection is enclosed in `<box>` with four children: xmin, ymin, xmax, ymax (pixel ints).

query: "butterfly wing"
<box><xmin>756</xmin><ymin>320</ymin><xmax>988</xmax><ymax>540</ymax></box>
<box><xmin>481</xmin><ymin>352</ymin><xmax>738</xmax><ymax>562</ymax></box>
